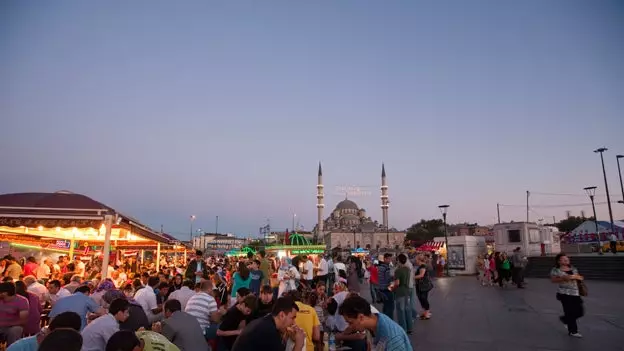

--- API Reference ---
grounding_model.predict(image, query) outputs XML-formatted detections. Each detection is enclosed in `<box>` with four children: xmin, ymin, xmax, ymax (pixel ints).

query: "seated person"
<box><xmin>217</xmin><ymin>295</ymin><xmax>257</xmax><ymax>350</ymax></box>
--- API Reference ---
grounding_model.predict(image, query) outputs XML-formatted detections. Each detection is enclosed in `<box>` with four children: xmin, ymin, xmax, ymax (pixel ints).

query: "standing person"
<box><xmin>80</xmin><ymin>298</ymin><xmax>130</xmax><ymax>351</ymax></box>
<box><xmin>339</xmin><ymin>295</ymin><xmax>413</xmax><ymax>351</ymax></box>
<box><xmin>23</xmin><ymin>257</ymin><xmax>39</xmax><ymax>278</ymax></box>
<box><xmin>231</xmin><ymin>262</ymin><xmax>252</xmax><ymax>307</ymax></box>
<box><xmin>511</xmin><ymin>247</ymin><xmax>527</xmax><ymax>289</ymax></box>
<box><xmin>0</xmin><ymin>282</ymin><xmax>29</xmax><ymax>346</ymax></box>
<box><xmin>498</xmin><ymin>253</ymin><xmax>512</xmax><ymax>287</ymax></box>
<box><xmin>277</xmin><ymin>257</ymin><xmax>298</xmax><ymax>298</ymax></box>
<box><xmin>303</xmin><ymin>256</ymin><xmax>315</xmax><ymax>289</ymax></box>
<box><xmin>393</xmin><ymin>254</ymin><xmax>412</xmax><ymax>334</ymax></box>
<box><xmin>376</xmin><ymin>253</ymin><xmax>395</xmax><ymax>318</ymax></box>
<box><xmin>258</xmin><ymin>251</ymin><xmax>271</xmax><ymax>285</ymax></box>
<box><xmin>609</xmin><ymin>233</ymin><xmax>618</xmax><ymax>254</ymax></box>
<box><xmin>414</xmin><ymin>254</ymin><xmax>433</xmax><ymax>320</ymax></box>
<box><xmin>315</xmin><ymin>254</ymin><xmax>329</xmax><ymax>292</ymax></box>
<box><xmin>346</xmin><ymin>257</ymin><xmax>361</xmax><ymax>294</ymax></box>
<box><xmin>367</xmin><ymin>260</ymin><xmax>379</xmax><ymax>304</ymax></box>
<box><xmin>168</xmin><ymin>280</ymin><xmax>196</xmax><ymax>310</ymax></box>
<box><xmin>249</xmin><ymin>260</ymin><xmax>264</xmax><ymax>296</ymax></box>
<box><xmin>3</xmin><ymin>256</ymin><xmax>22</xmax><ymax>281</ymax></box>
<box><xmin>550</xmin><ymin>253</ymin><xmax>585</xmax><ymax>338</ymax></box>
<box><xmin>333</xmin><ymin>256</ymin><xmax>346</xmax><ymax>283</ymax></box>
<box><xmin>184</xmin><ymin>250</ymin><xmax>210</xmax><ymax>284</ymax></box>
<box><xmin>404</xmin><ymin>256</ymin><xmax>417</xmax><ymax>320</ymax></box>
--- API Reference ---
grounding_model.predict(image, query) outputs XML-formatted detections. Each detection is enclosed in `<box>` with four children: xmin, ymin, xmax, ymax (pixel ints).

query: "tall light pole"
<box><xmin>439</xmin><ymin>204</ymin><xmax>450</xmax><ymax>276</ymax></box>
<box><xmin>583</xmin><ymin>186</ymin><xmax>602</xmax><ymax>254</ymax></box>
<box><xmin>215</xmin><ymin>215</ymin><xmax>219</xmax><ymax>234</ymax></box>
<box><xmin>617</xmin><ymin>155</ymin><xmax>624</xmax><ymax>205</ymax></box>
<box><xmin>594</xmin><ymin>148</ymin><xmax>615</xmax><ymax>233</ymax></box>
<box><xmin>189</xmin><ymin>215</ymin><xmax>196</xmax><ymax>245</ymax></box>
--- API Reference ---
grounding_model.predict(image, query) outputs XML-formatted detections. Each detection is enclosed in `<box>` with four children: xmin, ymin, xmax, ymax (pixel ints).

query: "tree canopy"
<box><xmin>555</xmin><ymin>216</ymin><xmax>593</xmax><ymax>233</ymax></box>
<box><xmin>405</xmin><ymin>219</ymin><xmax>446</xmax><ymax>243</ymax></box>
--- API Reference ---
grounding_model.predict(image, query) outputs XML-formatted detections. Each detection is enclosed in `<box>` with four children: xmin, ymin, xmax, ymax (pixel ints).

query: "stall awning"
<box><xmin>417</xmin><ymin>241</ymin><xmax>444</xmax><ymax>251</ymax></box>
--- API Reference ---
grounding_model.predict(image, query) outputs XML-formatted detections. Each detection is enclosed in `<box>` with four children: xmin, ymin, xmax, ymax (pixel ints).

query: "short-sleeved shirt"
<box><xmin>185</xmin><ymin>292</ymin><xmax>218</xmax><ymax>330</ymax></box>
<box><xmin>80</xmin><ymin>314</ymin><xmax>119</xmax><ymax>351</ymax></box>
<box><xmin>0</xmin><ymin>295</ymin><xmax>29</xmax><ymax>328</ymax></box>
<box><xmin>134</xmin><ymin>285</ymin><xmax>160</xmax><ymax>323</ymax></box>
<box><xmin>550</xmin><ymin>267</ymin><xmax>580</xmax><ymax>296</ymax></box>
<box><xmin>136</xmin><ymin>331</ymin><xmax>181</xmax><ymax>351</ymax></box>
<box><xmin>376</xmin><ymin>263</ymin><xmax>393</xmax><ymax>289</ymax></box>
<box><xmin>6</xmin><ymin>335</ymin><xmax>37</xmax><ymax>351</ymax></box>
<box><xmin>232</xmin><ymin>315</ymin><xmax>284</xmax><ymax>351</ymax></box>
<box><xmin>304</xmin><ymin>261</ymin><xmax>314</xmax><ymax>281</ymax></box>
<box><xmin>49</xmin><ymin>292</ymin><xmax>100</xmax><ymax>330</ymax></box>
<box><xmin>5</xmin><ymin>263</ymin><xmax>22</xmax><ymax>280</ymax></box>
<box><xmin>294</xmin><ymin>301</ymin><xmax>320</xmax><ymax>351</ymax></box>
<box><xmin>373</xmin><ymin>313</ymin><xmax>413</xmax><ymax>351</ymax></box>
<box><xmin>249</xmin><ymin>270</ymin><xmax>264</xmax><ymax>295</ymax></box>
<box><xmin>219</xmin><ymin>306</ymin><xmax>247</xmax><ymax>350</ymax></box>
<box><xmin>394</xmin><ymin>266</ymin><xmax>410</xmax><ymax>297</ymax></box>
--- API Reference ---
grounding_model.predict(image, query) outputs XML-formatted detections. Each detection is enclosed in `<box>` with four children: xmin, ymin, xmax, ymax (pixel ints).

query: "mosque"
<box><xmin>314</xmin><ymin>163</ymin><xmax>406</xmax><ymax>250</ymax></box>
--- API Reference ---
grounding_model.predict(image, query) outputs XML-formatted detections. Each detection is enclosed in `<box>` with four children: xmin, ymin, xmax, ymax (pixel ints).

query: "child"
<box><xmin>249</xmin><ymin>259</ymin><xmax>264</xmax><ymax>296</ymax></box>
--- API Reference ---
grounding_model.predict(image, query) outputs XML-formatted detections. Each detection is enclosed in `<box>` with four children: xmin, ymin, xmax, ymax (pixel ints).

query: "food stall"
<box><xmin>266</xmin><ymin>233</ymin><xmax>326</xmax><ymax>258</ymax></box>
<box><xmin>0</xmin><ymin>191</ymin><xmax>174</xmax><ymax>276</ymax></box>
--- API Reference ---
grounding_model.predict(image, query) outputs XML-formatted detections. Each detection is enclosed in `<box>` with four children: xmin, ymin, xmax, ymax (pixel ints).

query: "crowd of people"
<box><xmin>0</xmin><ymin>248</ymin><xmax>437</xmax><ymax>351</ymax></box>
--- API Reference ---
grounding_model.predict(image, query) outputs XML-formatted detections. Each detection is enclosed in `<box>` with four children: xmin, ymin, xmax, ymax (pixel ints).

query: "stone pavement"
<box><xmin>368</xmin><ymin>277</ymin><xmax>624</xmax><ymax>351</ymax></box>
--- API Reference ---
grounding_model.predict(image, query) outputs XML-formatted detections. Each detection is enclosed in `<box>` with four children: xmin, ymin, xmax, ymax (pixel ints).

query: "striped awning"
<box><xmin>417</xmin><ymin>240</ymin><xmax>444</xmax><ymax>251</ymax></box>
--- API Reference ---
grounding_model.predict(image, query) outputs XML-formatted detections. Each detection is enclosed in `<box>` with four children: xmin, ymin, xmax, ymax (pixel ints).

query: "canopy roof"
<box><xmin>0</xmin><ymin>191</ymin><xmax>171</xmax><ymax>245</ymax></box>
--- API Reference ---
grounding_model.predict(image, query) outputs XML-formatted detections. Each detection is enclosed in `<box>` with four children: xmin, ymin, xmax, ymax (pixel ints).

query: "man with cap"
<box><xmin>184</xmin><ymin>250</ymin><xmax>210</xmax><ymax>284</ymax></box>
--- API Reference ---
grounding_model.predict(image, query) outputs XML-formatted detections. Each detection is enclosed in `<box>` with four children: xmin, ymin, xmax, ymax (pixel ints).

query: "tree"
<box><xmin>555</xmin><ymin>216</ymin><xmax>593</xmax><ymax>233</ymax></box>
<box><xmin>405</xmin><ymin>219</ymin><xmax>446</xmax><ymax>243</ymax></box>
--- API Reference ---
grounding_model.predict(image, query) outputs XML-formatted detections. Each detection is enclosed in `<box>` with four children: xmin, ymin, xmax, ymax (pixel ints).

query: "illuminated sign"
<box><xmin>291</xmin><ymin>249</ymin><xmax>325</xmax><ymax>254</ymax></box>
<box><xmin>52</xmin><ymin>240</ymin><xmax>71</xmax><ymax>249</ymax></box>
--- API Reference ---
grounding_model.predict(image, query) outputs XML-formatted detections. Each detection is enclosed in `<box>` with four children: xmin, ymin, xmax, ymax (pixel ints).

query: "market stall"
<box><xmin>0</xmin><ymin>191</ymin><xmax>173</xmax><ymax>276</ymax></box>
<box><xmin>266</xmin><ymin>233</ymin><xmax>326</xmax><ymax>258</ymax></box>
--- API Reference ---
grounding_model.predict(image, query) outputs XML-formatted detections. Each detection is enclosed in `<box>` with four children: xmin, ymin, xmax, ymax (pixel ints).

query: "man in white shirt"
<box><xmin>80</xmin><ymin>298</ymin><xmax>130</xmax><ymax>351</ymax></box>
<box><xmin>185</xmin><ymin>280</ymin><xmax>218</xmax><ymax>333</ymax></box>
<box><xmin>303</xmin><ymin>256</ymin><xmax>315</xmax><ymax>288</ymax></box>
<box><xmin>333</xmin><ymin>256</ymin><xmax>346</xmax><ymax>281</ymax></box>
<box><xmin>74</xmin><ymin>259</ymin><xmax>86</xmax><ymax>278</ymax></box>
<box><xmin>404</xmin><ymin>257</ymin><xmax>417</xmax><ymax>319</ymax></box>
<box><xmin>46</xmin><ymin>279</ymin><xmax>71</xmax><ymax>306</ymax></box>
<box><xmin>609</xmin><ymin>233</ymin><xmax>618</xmax><ymax>254</ymax></box>
<box><xmin>34</xmin><ymin>258</ymin><xmax>52</xmax><ymax>280</ymax></box>
<box><xmin>316</xmin><ymin>255</ymin><xmax>329</xmax><ymax>291</ymax></box>
<box><xmin>169</xmin><ymin>280</ymin><xmax>196</xmax><ymax>310</ymax></box>
<box><xmin>24</xmin><ymin>275</ymin><xmax>48</xmax><ymax>302</ymax></box>
<box><xmin>134</xmin><ymin>276</ymin><xmax>163</xmax><ymax>323</ymax></box>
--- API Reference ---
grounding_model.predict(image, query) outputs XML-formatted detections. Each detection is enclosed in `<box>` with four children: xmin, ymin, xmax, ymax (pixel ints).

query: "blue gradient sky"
<box><xmin>2</xmin><ymin>1</ymin><xmax>623</xmax><ymax>239</ymax></box>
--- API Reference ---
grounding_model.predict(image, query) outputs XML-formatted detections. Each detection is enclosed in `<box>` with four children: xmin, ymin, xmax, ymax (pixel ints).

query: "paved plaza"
<box><xmin>370</xmin><ymin>277</ymin><xmax>624</xmax><ymax>351</ymax></box>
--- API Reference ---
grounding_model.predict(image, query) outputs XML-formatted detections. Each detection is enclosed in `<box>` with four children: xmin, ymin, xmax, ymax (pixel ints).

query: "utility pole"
<box><xmin>497</xmin><ymin>203</ymin><xmax>501</xmax><ymax>224</ymax></box>
<box><xmin>215</xmin><ymin>215</ymin><xmax>219</xmax><ymax>234</ymax></box>
<box><xmin>526</xmin><ymin>191</ymin><xmax>530</xmax><ymax>223</ymax></box>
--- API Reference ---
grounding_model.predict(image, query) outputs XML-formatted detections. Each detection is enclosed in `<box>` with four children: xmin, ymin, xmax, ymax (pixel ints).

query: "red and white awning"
<box><xmin>417</xmin><ymin>241</ymin><xmax>444</xmax><ymax>251</ymax></box>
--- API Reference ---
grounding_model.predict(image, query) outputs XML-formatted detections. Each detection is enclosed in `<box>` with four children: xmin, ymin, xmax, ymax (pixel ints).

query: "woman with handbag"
<box><xmin>414</xmin><ymin>254</ymin><xmax>433</xmax><ymax>320</ymax></box>
<box><xmin>550</xmin><ymin>253</ymin><xmax>585</xmax><ymax>338</ymax></box>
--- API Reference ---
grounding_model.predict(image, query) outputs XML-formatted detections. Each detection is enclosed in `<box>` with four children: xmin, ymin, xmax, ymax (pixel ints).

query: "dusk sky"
<box><xmin>2</xmin><ymin>1</ymin><xmax>623</xmax><ymax>240</ymax></box>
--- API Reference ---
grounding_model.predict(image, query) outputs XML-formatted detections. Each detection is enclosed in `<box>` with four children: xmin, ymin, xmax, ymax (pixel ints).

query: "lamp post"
<box><xmin>438</xmin><ymin>204</ymin><xmax>450</xmax><ymax>276</ymax></box>
<box><xmin>617</xmin><ymin>155</ymin><xmax>624</xmax><ymax>204</ymax></box>
<box><xmin>189</xmin><ymin>215</ymin><xmax>196</xmax><ymax>246</ymax></box>
<box><xmin>583</xmin><ymin>187</ymin><xmax>602</xmax><ymax>254</ymax></box>
<box><xmin>594</xmin><ymin>148</ymin><xmax>615</xmax><ymax>233</ymax></box>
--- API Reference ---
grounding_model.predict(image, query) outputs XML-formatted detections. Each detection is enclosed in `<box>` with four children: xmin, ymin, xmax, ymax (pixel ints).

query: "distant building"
<box><xmin>192</xmin><ymin>232</ymin><xmax>249</xmax><ymax>252</ymax></box>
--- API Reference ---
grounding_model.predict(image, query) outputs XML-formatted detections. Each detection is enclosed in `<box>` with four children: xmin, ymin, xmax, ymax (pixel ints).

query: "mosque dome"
<box><xmin>335</xmin><ymin>199</ymin><xmax>359</xmax><ymax>211</ymax></box>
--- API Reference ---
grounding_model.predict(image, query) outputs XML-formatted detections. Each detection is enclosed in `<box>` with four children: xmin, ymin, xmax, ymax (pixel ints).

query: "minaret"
<box><xmin>381</xmin><ymin>163</ymin><xmax>389</xmax><ymax>230</ymax></box>
<box><xmin>316</xmin><ymin>162</ymin><xmax>325</xmax><ymax>237</ymax></box>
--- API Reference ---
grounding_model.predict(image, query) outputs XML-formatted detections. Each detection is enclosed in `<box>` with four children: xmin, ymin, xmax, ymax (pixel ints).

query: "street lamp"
<box><xmin>189</xmin><ymin>215</ymin><xmax>196</xmax><ymax>244</ymax></box>
<box><xmin>594</xmin><ymin>148</ymin><xmax>615</xmax><ymax>233</ymax></box>
<box><xmin>583</xmin><ymin>186</ymin><xmax>602</xmax><ymax>254</ymax></box>
<box><xmin>617</xmin><ymin>155</ymin><xmax>624</xmax><ymax>204</ymax></box>
<box><xmin>438</xmin><ymin>204</ymin><xmax>450</xmax><ymax>276</ymax></box>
